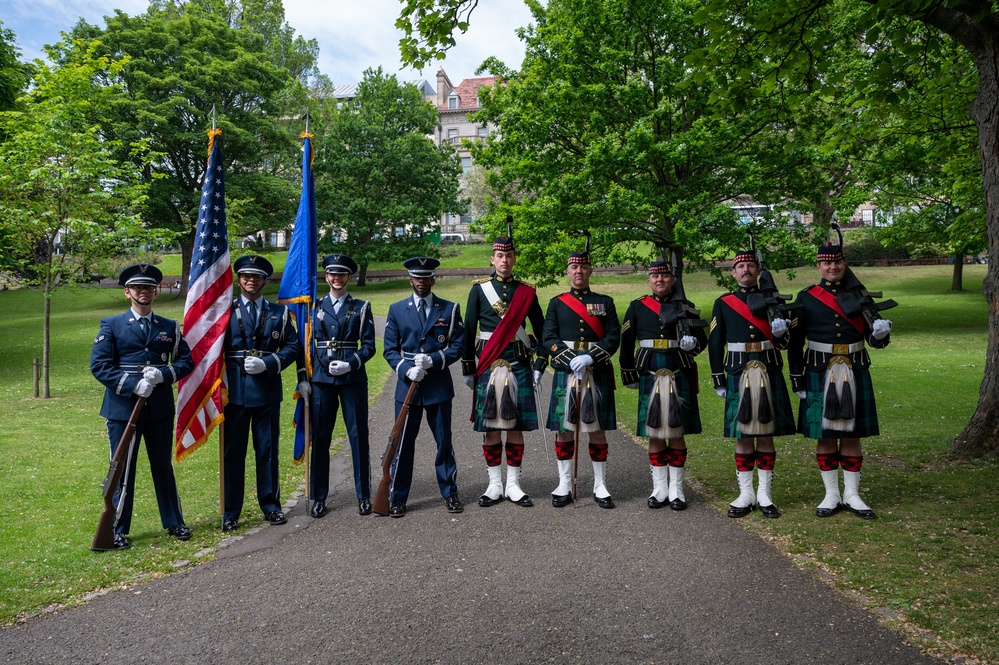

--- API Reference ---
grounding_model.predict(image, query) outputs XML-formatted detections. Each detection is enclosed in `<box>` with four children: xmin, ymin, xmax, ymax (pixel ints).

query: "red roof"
<box><xmin>441</xmin><ymin>77</ymin><xmax>498</xmax><ymax>110</ymax></box>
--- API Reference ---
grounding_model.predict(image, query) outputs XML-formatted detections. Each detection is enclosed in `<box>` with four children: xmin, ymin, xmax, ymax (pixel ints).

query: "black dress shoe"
<box><xmin>167</xmin><ymin>524</ymin><xmax>192</xmax><ymax>541</ymax></box>
<box><xmin>445</xmin><ymin>494</ymin><xmax>464</xmax><ymax>513</ymax></box>
<box><xmin>647</xmin><ymin>496</ymin><xmax>667</xmax><ymax>509</ymax></box>
<box><xmin>758</xmin><ymin>503</ymin><xmax>781</xmax><ymax>519</ymax></box>
<box><xmin>815</xmin><ymin>503</ymin><xmax>844</xmax><ymax>518</ymax></box>
<box><xmin>669</xmin><ymin>498</ymin><xmax>687</xmax><ymax>511</ymax></box>
<box><xmin>266</xmin><ymin>510</ymin><xmax>287</xmax><ymax>525</ymax></box>
<box><xmin>389</xmin><ymin>501</ymin><xmax>407</xmax><ymax>518</ymax></box>
<box><xmin>310</xmin><ymin>500</ymin><xmax>328</xmax><ymax>519</ymax></box>
<box><xmin>357</xmin><ymin>499</ymin><xmax>372</xmax><ymax>516</ymax></box>
<box><xmin>509</xmin><ymin>494</ymin><xmax>534</xmax><ymax>507</ymax></box>
<box><xmin>728</xmin><ymin>504</ymin><xmax>753</xmax><ymax>518</ymax></box>
<box><xmin>594</xmin><ymin>494</ymin><xmax>616</xmax><ymax>509</ymax></box>
<box><xmin>221</xmin><ymin>518</ymin><xmax>239</xmax><ymax>532</ymax></box>
<box><xmin>113</xmin><ymin>533</ymin><xmax>130</xmax><ymax>550</ymax></box>
<box><xmin>551</xmin><ymin>493</ymin><xmax>573</xmax><ymax>508</ymax></box>
<box><xmin>478</xmin><ymin>493</ymin><xmax>504</xmax><ymax>507</ymax></box>
<box><xmin>846</xmin><ymin>505</ymin><xmax>877</xmax><ymax>520</ymax></box>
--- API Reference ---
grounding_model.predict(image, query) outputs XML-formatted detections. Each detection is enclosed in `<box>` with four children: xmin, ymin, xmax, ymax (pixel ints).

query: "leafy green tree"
<box><xmin>694</xmin><ymin>0</ymin><xmax>999</xmax><ymax>457</ymax></box>
<box><xmin>313</xmin><ymin>68</ymin><xmax>463</xmax><ymax>286</ymax></box>
<box><xmin>468</xmin><ymin>0</ymin><xmax>815</xmax><ymax>284</ymax></box>
<box><xmin>0</xmin><ymin>21</ymin><xmax>31</xmax><ymax>116</ymax></box>
<box><xmin>67</xmin><ymin>0</ymin><xmax>313</xmax><ymax>289</ymax></box>
<box><xmin>0</xmin><ymin>43</ymin><xmax>162</xmax><ymax>398</ymax></box>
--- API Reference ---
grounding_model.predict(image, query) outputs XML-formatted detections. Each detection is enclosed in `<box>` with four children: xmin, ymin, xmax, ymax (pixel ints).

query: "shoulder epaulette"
<box><xmin>518</xmin><ymin>279</ymin><xmax>535</xmax><ymax>288</ymax></box>
<box><xmin>472</xmin><ymin>277</ymin><xmax>490</xmax><ymax>285</ymax></box>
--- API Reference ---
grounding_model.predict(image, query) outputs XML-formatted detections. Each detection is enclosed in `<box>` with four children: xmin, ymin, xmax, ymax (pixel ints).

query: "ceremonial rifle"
<box><xmin>665</xmin><ymin>247</ymin><xmax>708</xmax><ymax>342</ymax></box>
<box><xmin>572</xmin><ymin>373</ymin><xmax>582</xmax><ymax>507</ymax></box>
<box><xmin>829</xmin><ymin>223</ymin><xmax>898</xmax><ymax>326</ymax></box>
<box><xmin>746</xmin><ymin>228</ymin><xmax>801</xmax><ymax>325</ymax></box>
<box><xmin>92</xmin><ymin>396</ymin><xmax>146</xmax><ymax>551</ymax></box>
<box><xmin>372</xmin><ymin>380</ymin><xmax>419</xmax><ymax>516</ymax></box>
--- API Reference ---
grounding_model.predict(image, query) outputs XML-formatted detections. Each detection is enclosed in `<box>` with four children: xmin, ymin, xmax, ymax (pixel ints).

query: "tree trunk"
<box><xmin>357</xmin><ymin>263</ymin><xmax>368</xmax><ymax>287</ymax></box>
<box><xmin>42</xmin><ymin>278</ymin><xmax>51</xmax><ymax>399</ymax></box>
<box><xmin>951</xmin><ymin>253</ymin><xmax>965</xmax><ymax>292</ymax></box>
<box><xmin>179</xmin><ymin>231</ymin><xmax>194</xmax><ymax>295</ymax></box>
<box><xmin>946</xmin><ymin>18</ymin><xmax>999</xmax><ymax>458</ymax></box>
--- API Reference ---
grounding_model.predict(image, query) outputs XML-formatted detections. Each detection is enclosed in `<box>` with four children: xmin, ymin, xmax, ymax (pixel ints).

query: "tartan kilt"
<box><xmin>472</xmin><ymin>360</ymin><xmax>538</xmax><ymax>432</ymax></box>
<box><xmin>636</xmin><ymin>357</ymin><xmax>701</xmax><ymax>437</ymax></box>
<box><xmin>797</xmin><ymin>365</ymin><xmax>880</xmax><ymax>439</ymax></box>
<box><xmin>546</xmin><ymin>369</ymin><xmax>617</xmax><ymax>432</ymax></box>
<box><xmin>723</xmin><ymin>367</ymin><xmax>796</xmax><ymax>438</ymax></box>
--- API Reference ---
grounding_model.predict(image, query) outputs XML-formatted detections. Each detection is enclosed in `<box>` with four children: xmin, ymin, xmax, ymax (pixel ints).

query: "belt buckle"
<box><xmin>573</xmin><ymin>341</ymin><xmax>588</xmax><ymax>351</ymax></box>
<box><xmin>653</xmin><ymin>339</ymin><xmax>669</xmax><ymax>349</ymax></box>
<box><xmin>832</xmin><ymin>343</ymin><xmax>849</xmax><ymax>355</ymax></box>
<box><xmin>745</xmin><ymin>342</ymin><xmax>762</xmax><ymax>353</ymax></box>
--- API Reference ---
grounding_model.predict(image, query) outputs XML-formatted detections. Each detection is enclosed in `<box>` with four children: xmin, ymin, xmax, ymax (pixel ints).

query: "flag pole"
<box><xmin>219</xmin><ymin>422</ymin><xmax>226</xmax><ymax>527</ymax></box>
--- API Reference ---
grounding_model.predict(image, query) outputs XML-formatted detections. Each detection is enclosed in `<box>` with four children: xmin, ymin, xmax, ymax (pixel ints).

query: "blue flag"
<box><xmin>278</xmin><ymin>133</ymin><xmax>318</xmax><ymax>463</ymax></box>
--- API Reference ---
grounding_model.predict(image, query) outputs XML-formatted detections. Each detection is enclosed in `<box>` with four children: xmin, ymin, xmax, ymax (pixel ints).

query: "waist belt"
<box><xmin>639</xmin><ymin>339</ymin><xmax>678</xmax><ymax>349</ymax></box>
<box><xmin>727</xmin><ymin>341</ymin><xmax>774</xmax><ymax>353</ymax></box>
<box><xmin>225</xmin><ymin>350</ymin><xmax>266</xmax><ymax>359</ymax></box>
<box><xmin>117</xmin><ymin>364</ymin><xmax>169</xmax><ymax>371</ymax></box>
<box><xmin>316</xmin><ymin>341</ymin><xmax>359</xmax><ymax>350</ymax></box>
<box><xmin>563</xmin><ymin>340</ymin><xmax>596</xmax><ymax>351</ymax></box>
<box><xmin>808</xmin><ymin>340</ymin><xmax>865</xmax><ymax>355</ymax></box>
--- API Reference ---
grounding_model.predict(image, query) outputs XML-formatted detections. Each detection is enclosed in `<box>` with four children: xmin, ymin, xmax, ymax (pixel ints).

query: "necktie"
<box><xmin>247</xmin><ymin>300</ymin><xmax>257</xmax><ymax>327</ymax></box>
<box><xmin>333</xmin><ymin>298</ymin><xmax>341</xmax><ymax>315</ymax></box>
<box><xmin>417</xmin><ymin>299</ymin><xmax>427</xmax><ymax>325</ymax></box>
<box><xmin>138</xmin><ymin>317</ymin><xmax>147</xmax><ymax>333</ymax></box>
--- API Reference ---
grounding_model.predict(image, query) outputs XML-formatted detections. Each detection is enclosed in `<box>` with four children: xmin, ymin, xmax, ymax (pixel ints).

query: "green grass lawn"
<box><xmin>0</xmin><ymin>264</ymin><xmax>996</xmax><ymax>663</ymax></box>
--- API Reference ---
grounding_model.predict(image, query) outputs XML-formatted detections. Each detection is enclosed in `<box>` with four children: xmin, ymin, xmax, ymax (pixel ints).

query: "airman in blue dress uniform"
<box><xmin>309</xmin><ymin>254</ymin><xmax>377</xmax><ymax>518</ymax></box>
<box><xmin>90</xmin><ymin>264</ymin><xmax>194</xmax><ymax>549</ymax></box>
<box><xmin>382</xmin><ymin>257</ymin><xmax>465</xmax><ymax>517</ymax></box>
<box><xmin>221</xmin><ymin>256</ymin><xmax>301</xmax><ymax>532</ymax></box>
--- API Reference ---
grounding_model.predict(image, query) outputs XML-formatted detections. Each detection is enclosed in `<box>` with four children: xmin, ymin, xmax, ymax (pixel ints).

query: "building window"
<box><xmin>461</xmin><ymin>156</ymin><xmax>472</xmax><ymax>172</ymax></box>
<box><xmin>477</xmin><ymin>126</ymin><xmax>488</xmax><ymax>138</ymax></box>
<box><xmin>862</xmin><ymin>209</ymin><xmax>874</xmax><ymax>224</ymax></box>
<box><xmin>447</xmin><ymin>128</ymin><xmax>458</xmax><ymax>143</ymax></box>
<box><xmin>448</xmin><ymin>93</ymin><xmax>459</xmax><ymax>109</ymax></box>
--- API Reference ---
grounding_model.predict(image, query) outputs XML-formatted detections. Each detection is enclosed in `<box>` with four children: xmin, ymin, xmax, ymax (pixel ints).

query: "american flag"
<box><xmin>175</xmin><ymin>128</ymin><xmax>233</xmax><ymax>461</ymax></box>
<box><xmin>278</xmin><ymin>132</ymin><xmax>318</xmax><ymax>463</ymax></box>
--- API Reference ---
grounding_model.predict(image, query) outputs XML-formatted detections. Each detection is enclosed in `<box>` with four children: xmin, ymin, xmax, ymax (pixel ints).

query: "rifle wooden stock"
<box><xmin>91</xmin><ymin>397</ymin><xmax>146</xmax><ymax>552</ymax></box>
<box><xmin>371</xmin><ymin>380</ymin><xmax>419</xmax><ymax>516</ymax></box>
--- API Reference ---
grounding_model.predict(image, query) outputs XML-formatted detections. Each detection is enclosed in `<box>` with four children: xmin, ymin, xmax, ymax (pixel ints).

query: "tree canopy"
<box><xmin>312</xmin><ymin>68</ymin><xmax>463</xmax><ymax>285</ymax></box>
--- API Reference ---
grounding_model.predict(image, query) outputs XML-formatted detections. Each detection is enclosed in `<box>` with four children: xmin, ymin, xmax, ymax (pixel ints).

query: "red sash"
<box><xmin>721</xmin><ymin>294</ymin><xmax>773</xmax><ymax>340</ymax></box>
<box><xmin>557</xmin><ymin>293</ymin><xmax>605</xmax><ymax>339</ymax></box>
<box><xmin>640</xmin><ymin>295</ymin><xmax>661</xmax><ymax>317</ymax></box>
<box><xmin>475</xmin><ymin>282</ymin><xmax>537</xmax><ymax>378</ymax></box>
<box><xmin>807</xmin><ymin>286</ymin><xmax>865</xmax><ymax>334</ymax></box>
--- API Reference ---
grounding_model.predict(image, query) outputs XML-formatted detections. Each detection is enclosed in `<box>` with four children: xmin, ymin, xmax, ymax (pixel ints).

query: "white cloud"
<box><xmin>3</xmin><ymin>0</ymin><xmax>535</xmax><ymax>89</ymax></box>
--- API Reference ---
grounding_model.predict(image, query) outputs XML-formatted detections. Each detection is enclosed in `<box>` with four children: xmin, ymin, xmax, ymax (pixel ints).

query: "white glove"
<box><xmin>533</xmin><ymin>369</ymin><xmax>543</xmax><ymax>386</ymax></box>
<box><xmin>463</xmin><ymin>374</ymin><xmax>475</xmax><ymax>390</ymax></box>
<box><xmin>795</xmin><ymin>390</ymin><xmax>807</xmax><ymax>400</ymax></box>
<box><xmin>406</xmin><ymin>366</ymin><xmax>426</xmax><ymax>382</ymax></box>
<box><xmin>297</xmin><ymin>381</ymin><xmax>311</xmax><ymax>400</ymax></box>
<box><xmin>413</xmin><ymin>353</ymin><xmax>433</xmax><ymax>370</ymax></box>
<box><xmin>142</xmin><ymin>367</ymin><xmax>164</xmax><ymax>385</ymax></box>
<box><xmin>328</xmin><ymin>361</ymin><xmax>351</xmax><ymax>376</ymax></box>
<box><xmin>244</xmin><ymin>356</ymin><xmax>266</xmax><ymax>375</ymax></box>
<box><xmin>679</xmin><ymin>335</ymin><xmax>697</xmax><ymax>352</ymax></box>
<box><xmin>872</xmin><ymin>319</ymin><xmax>892</xmax><ymax>340</ymax></box>
<box><xmin>770</xmin><ymin>318</ymin><xmax>789</xmax><ymax>338</ymax></box>
<box><xmin>715</xmin><ymin>387</ymin><xmax>727</xmax><ymax>398</ymax></box>
<box><xmin>569</xmin><ymin>354</ymin><xmax>593</xmax><ymax>373</ymax></box>
<box><xmin>134</xmin><ymin>379</ymin><xmax>154</xmax><ymax>398</ymax></box>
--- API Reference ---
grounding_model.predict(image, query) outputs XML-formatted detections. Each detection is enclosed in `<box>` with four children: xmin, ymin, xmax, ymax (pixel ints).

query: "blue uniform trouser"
<box><xmin>223</xmin><ymin>402</ymin><xmax>282</xmax><ymax>520</ymax></box>
<box><xmin>389</xmin><ymin>400</ymin><xmax>458</xmax><ymax>503</ymax></box>
<box><xmin>311</xmin><ymin>382</ymin><xmax>371</xmax><ymax>501</ymax></box>
<box><xmin>107</xmin><ymin>417</ymin><xmax>184</xmax><ymax>535</ymax></box>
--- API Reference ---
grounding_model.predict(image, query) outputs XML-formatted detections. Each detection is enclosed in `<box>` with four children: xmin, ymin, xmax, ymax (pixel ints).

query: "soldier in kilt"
<box><xmin>788</xmin><ymin>240</ymin><xmax>892</xmax><ymax>520</ymax></box>
<box><xmin>709</xmin><ymin>251</ymin><xmax>796</xmax><ymax>519</ymax></box>
<box><xmin>620</xmin><ymin>257</ymin><xmax>706</xmax><ymax>511</ymax></box>
<box><xmin>542</xmin><ymin>240</ymin><xmax>621</xmax><ymax>509</ymax></box>
<box><xmin>462</xmin><ymin>227</ymin><xmax>548</xmax><ymax>507</ymax></box>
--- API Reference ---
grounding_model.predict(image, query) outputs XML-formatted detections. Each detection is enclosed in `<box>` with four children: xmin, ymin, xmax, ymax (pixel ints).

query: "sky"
<box><xmin>2</xmin><ymin>0</ymin><xmax>536</xmax><ymax>87</ymax></box>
